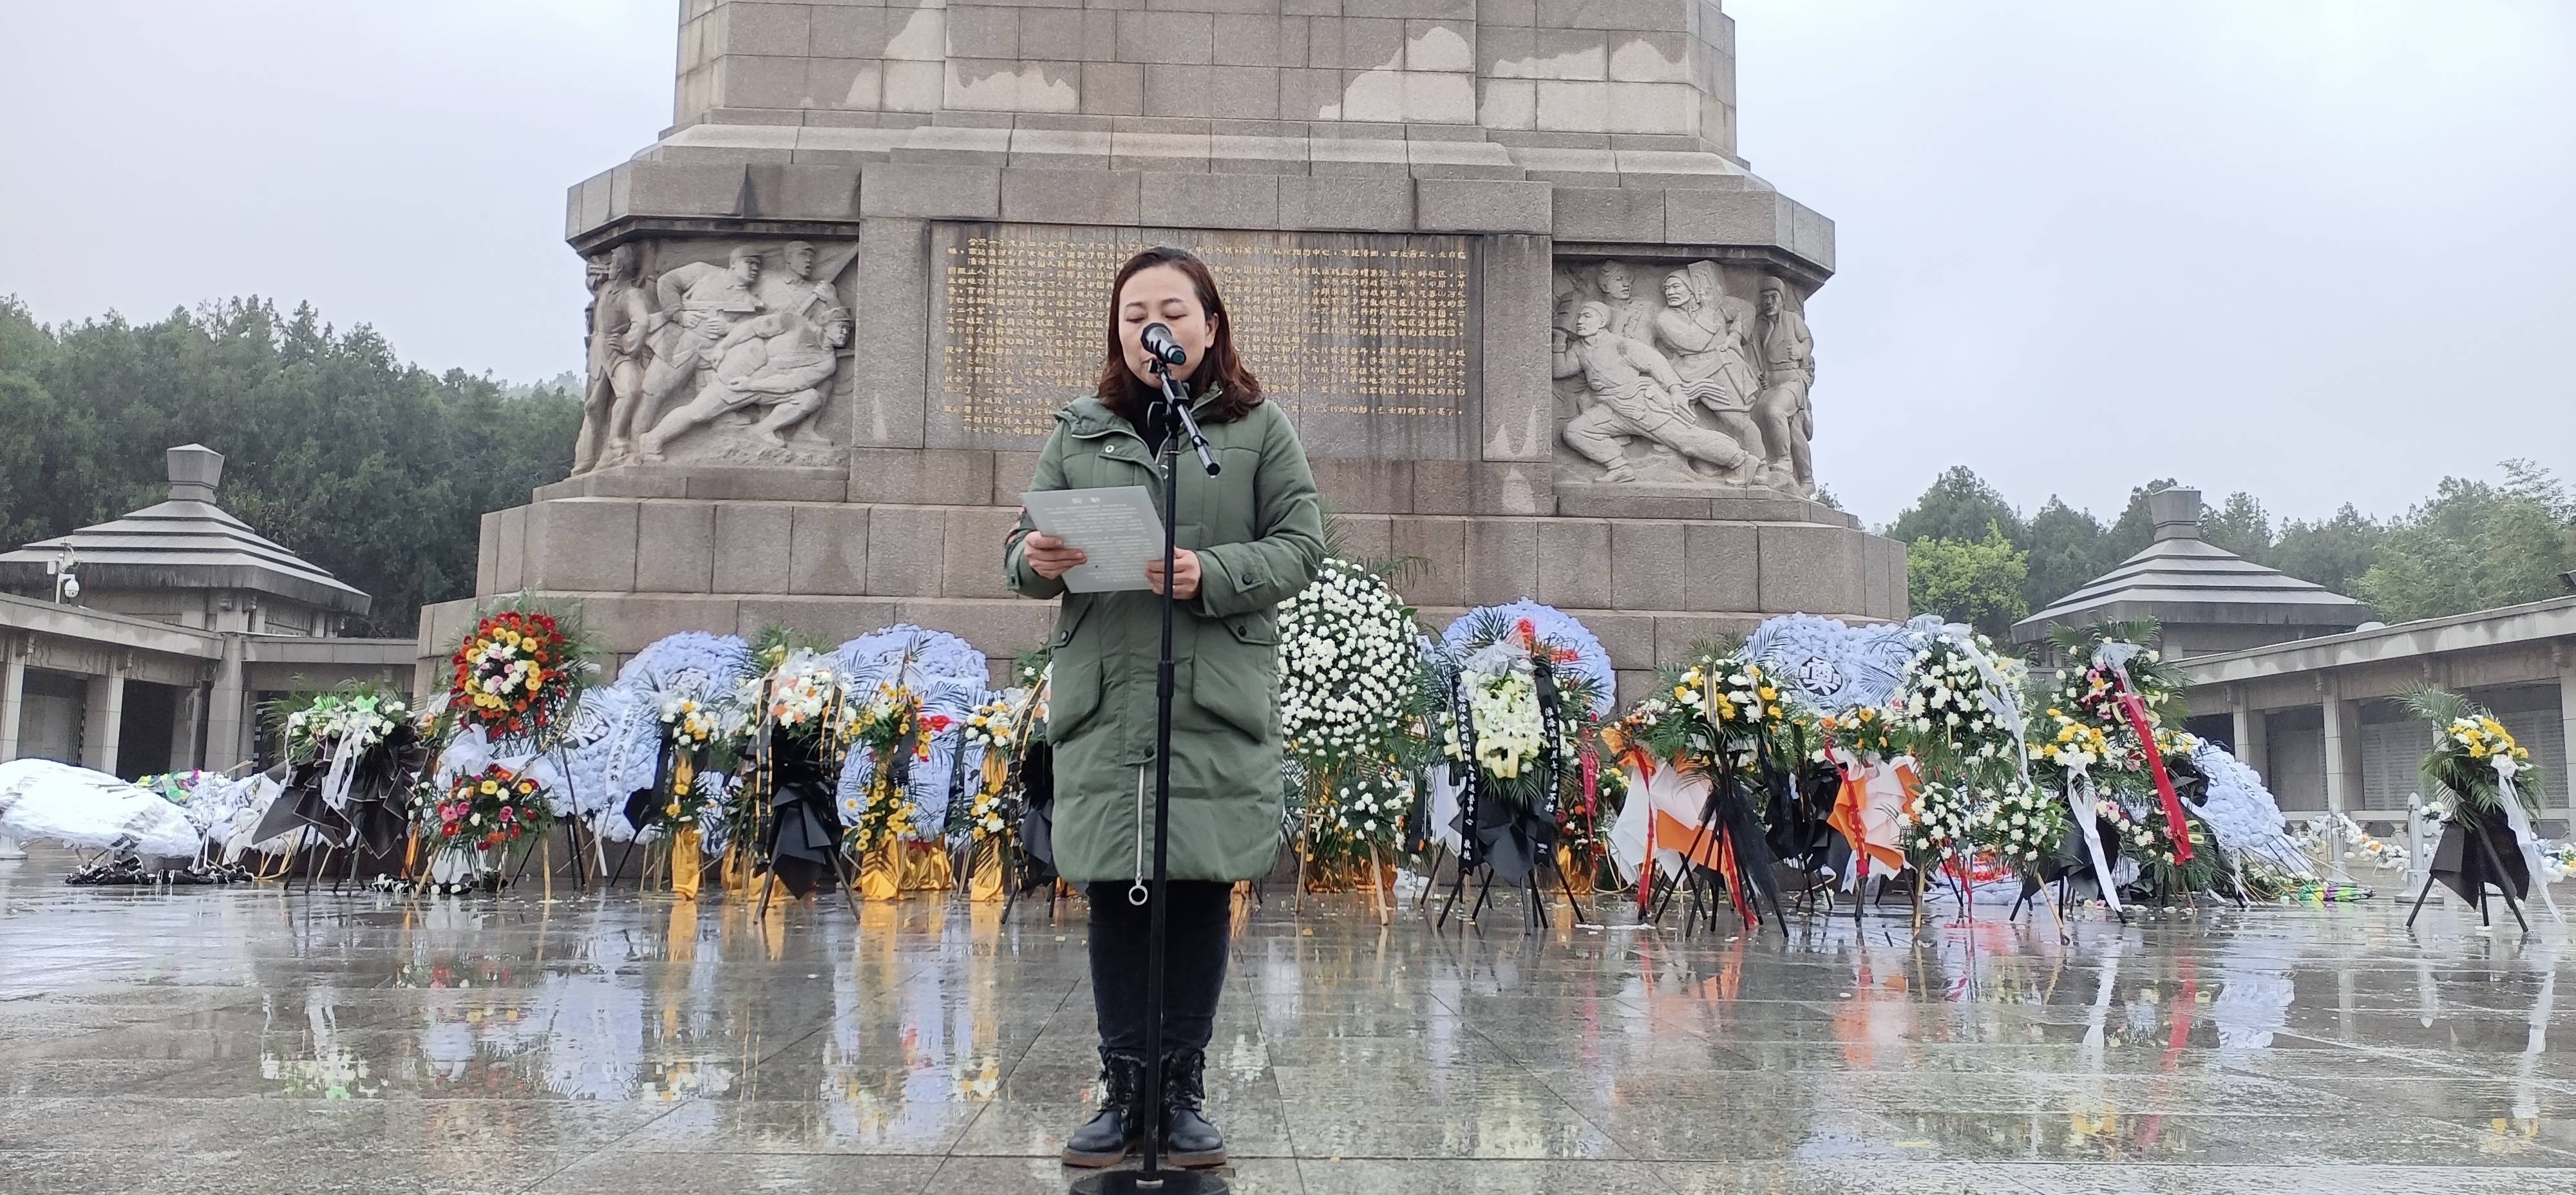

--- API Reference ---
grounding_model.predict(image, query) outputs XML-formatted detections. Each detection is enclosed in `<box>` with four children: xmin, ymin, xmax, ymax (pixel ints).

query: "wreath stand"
<box><xmin>2407</xmin><ymin>804</ymin><xmax>2532</xmax><ymax>933</ymax></box>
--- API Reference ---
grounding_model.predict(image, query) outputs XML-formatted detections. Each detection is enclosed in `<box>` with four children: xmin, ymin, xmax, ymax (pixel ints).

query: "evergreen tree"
<box><xmin>2271</xmin><ymin>505</ymin><xmax>2384</xmax><ymax>598</ymax></box>
<box><xmin>1907</xmin><ymin>527</ymin><xmax>2031</xmax><ymax>641</ymax></box>
<box><xmin>2021</xmin><ymin>496</ymin><xmax>2109</xmax><ymax>612</ymax></box>
<box><xmin>1886</xmin><ymin>466</ymin><xmax>2026</xmax><ymax>547</ymax></box>
<box><xmin>2353</xmin><ymin>461</ymin><xmax>2576</xmax><ymax>622</ymax></box>
<box><xmin>2201</xmin><ymin>491</ymin><xmax>2276</xmax><ymax>564</ymax></box>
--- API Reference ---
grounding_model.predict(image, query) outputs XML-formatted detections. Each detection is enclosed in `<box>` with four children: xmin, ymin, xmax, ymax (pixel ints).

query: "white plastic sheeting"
<box><xmin>0</xmin><ymin>759</ymin><xmax>202</xmax><ymax>857</ymax></box>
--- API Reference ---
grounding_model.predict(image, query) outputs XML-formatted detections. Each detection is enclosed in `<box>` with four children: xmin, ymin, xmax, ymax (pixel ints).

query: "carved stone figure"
<box><xmin>1651</xmin><ymin>261</ymin><xmax>1765</xmax><ymax>462</ymax></box>
<box><xmin>1755</xmin><ymin>276</ymin><xmax>1816</xmax><ymax>495</ymax></box>
<box><xmin>632</xmin><ymin>310</ymin><xmax>726</xmax><ymax>452</ymax></box>
<box><xmin>638</xmin><ymin>306</ymin><xmax>851</xmax><ymax>460</ymax></box>
<box><xmin>1591</xmin><ymin>261</ymin><xmax>1656</xmax><ymax>344</ymax></box>
<box><xmin>1555</xmin><ymin>302</ymin><xmax>1757</xmax><ymax>484</ymax></box>
<box><xmin>573</xmin><ymin>245</ymin><xmax>653</xmax><ymax>474</ymax></box>
<box><xmin>656</xmin><ymin>246</ymin><xmax>766</xmax><ymax>322</ymax></box>
<box><xmin>760</xmin><ymin>240</ymin><xmax>838</xmax><ymax>325</ymax></box>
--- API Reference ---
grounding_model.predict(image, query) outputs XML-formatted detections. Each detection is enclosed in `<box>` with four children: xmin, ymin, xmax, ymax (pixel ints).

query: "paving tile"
<box><xmin>932</xmin><ymin>1154</ymin><xmax>1306</xmax><ymax>1193</ymax></box>
<box><xmin>524</xmin><ymin>1151</ymin><xmax>946</xmax><ymax>1194</ymax></box>
<box><xmin>8</xmin><ymin>846</ymin><xmax>2576</xmax><ymax>1190</ymax></box>
<box><xmin>0</xmin><ymin>1147</ymin><xmax>587</xmax><ymax>1195</ymax></box>
<box><xmin>1293</xmin><ymin>1158</ymin><xmax>1665</xmax><ymax>1194</ymax></box>
<box><xmin>603</xmin><ymin>1096</ymin><xmax>983</xmax><ymax>1154</ymax></box>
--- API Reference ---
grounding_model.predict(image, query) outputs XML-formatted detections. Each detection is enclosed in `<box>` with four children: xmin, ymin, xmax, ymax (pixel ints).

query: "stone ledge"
<box><xmin>472</xmin><ymin>488</ymin><xmax>1902</xmax><ymax>627</ymax></box>
<box><xmin>572</xmin><ymin>147</ymin><xmax>1820</xmax><ymax>256</ymax></box>
<box><xmin>536</xmin><ymin>465</ymin><xmax>848</xmax><ymax>504</ymax></box>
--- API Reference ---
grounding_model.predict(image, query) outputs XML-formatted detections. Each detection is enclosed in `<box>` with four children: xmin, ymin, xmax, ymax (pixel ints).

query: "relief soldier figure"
<box><xmin>1755</xmin><ymin>276</ymin><xmax>1817</xmax><ymax>495</ymax></box>
<box><xmin>638</xmin><ymin>306</ymin><xmax>851</xmax><ymax>460</ymax></box>
<box><xmin>1555</xmin><ymin>301</ymin><xmax>1759</xmax><ymax>484</ymax></box>
<box><xmin>1591</xmin><ymin>260</ymin><xmax>1658</xmax><ymax>344</ymax></box>
<box><xmin>1651</xmin><ymin>261</ymin><xmax>1766</xmax><ymax>464</ymax></box>
<box><xmin>572</xmin><ymin>244</ymin><xmax>653</xmax><ymax>473</ymax></box>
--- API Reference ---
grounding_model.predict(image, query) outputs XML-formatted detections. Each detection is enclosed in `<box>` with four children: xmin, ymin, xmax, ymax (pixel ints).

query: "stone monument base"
<box><xmin>418</xmin><ymin>459</ymin><xmax>1902</xmax><ymax>706</ymax></box>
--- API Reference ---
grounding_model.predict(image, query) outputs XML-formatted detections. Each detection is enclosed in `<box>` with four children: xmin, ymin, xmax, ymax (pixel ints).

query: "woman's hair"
<box><xmin>1094</xmin><ymin>245</ymin><xmax>1264</xmax><ymax>423</ymax></box>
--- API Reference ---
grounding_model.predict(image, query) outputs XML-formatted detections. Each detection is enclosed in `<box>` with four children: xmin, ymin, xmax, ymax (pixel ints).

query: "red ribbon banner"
<box><xmin>2114</xmin><ymin>688</ymin><xmax>2192</xmax><ymax>863</ymax></box>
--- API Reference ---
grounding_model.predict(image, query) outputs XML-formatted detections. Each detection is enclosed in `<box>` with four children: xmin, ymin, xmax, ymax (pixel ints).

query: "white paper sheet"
<box><xmin>1021</xmin><ymin>485</ymin><xmax>1165</xmax><ymax>593</ymax></box>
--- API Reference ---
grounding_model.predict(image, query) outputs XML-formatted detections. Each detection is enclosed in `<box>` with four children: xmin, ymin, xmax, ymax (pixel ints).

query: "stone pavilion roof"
<box><xmin>0</xmin><ymin>445</ymin><xmax>370</xmax><ymax>616</ymax></box>
<box><xmin>2011</xmin><ymin>487</ymin><xmax>2368</xmax><ymax>645</ymax></box>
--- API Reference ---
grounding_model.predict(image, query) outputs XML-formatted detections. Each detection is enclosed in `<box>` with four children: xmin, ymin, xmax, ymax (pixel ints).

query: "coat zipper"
<box><xmin>1130</xmin><ymin>766</ymin><xmax>1150</xmax><ymax>905</ymax></box>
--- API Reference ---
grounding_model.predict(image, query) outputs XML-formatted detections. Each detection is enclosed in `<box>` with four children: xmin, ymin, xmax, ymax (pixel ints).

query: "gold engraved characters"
<box><xmin>932</xmin><ymin>227</ymin><xmax>1472</xmax><ymax>446</ymax></box>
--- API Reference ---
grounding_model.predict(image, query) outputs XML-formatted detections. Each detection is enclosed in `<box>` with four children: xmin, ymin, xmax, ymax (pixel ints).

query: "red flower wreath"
<box><xmin>449</xmin><ymin>610</ymin><xmax>573</xmax><ymax>739</ymax></box>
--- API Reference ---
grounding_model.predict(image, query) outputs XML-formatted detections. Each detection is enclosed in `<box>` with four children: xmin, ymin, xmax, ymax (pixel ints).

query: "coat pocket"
<box><xmin>1189</xmin><ymin>617</ymin><xmax>1280</xmax><ymax>744</ymax></box>
<box><xmin>1046</xmin><ymin>601</ymin><xmax>1105</xmax><ymax>739</ymax></box>
<box><xmin>1049</xmin><ymin>650</ymin><xmax>1106</xmax><ymax>740</ymax></box>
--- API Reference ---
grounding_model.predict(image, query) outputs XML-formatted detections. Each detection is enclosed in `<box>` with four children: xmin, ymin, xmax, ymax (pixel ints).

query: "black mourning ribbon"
<box><xmin>2433</xmin><ymin>801</ymin><xmax>2530</xmax><ymax>905</ymax></box>
<box><xmin>1710</xmin><ymin>747</ymin><xmax>1786</xmax><ymax>925</ymax></box>
<box><xmin>1468</xmin><ymin>663</ymin><xmax>1564</xmax><ymax>889</ymax></box>
<box><xmin>1016</xmin><ymin>740</ymin><xmax>1058</xmax><ymax>892</ymax></box>
<box><xmin>254</xmin><ymin>758</ymin><xmax>352</xmax><ymax>849</ymax></box>
<box><xmin>1444</xmin><ymin>666</ymin><xmax>1483</xmax><ymax>870</ymax></box>
<box><xmin>761</xmin><ymin>731</ymin><xmax>845</xmax><ymax>898</ymax></box>
<box><xmin>623</xmin><ymin>734</ymin><xmax>674</xmax><ymax>834</ymax></box>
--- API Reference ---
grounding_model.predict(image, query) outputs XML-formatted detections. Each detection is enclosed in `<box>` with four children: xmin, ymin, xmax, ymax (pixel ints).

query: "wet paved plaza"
<box><xmin>5</xmin><ymin>847</ymin><xmax>2575</xmax><ymax>1195</ymax></box>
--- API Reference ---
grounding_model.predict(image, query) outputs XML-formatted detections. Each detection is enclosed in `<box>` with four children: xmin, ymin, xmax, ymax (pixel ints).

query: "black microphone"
<box><xmin>1141</xmin><ymin>322</ymin><xmax>1187</xmax><ymax>367</ymax></box>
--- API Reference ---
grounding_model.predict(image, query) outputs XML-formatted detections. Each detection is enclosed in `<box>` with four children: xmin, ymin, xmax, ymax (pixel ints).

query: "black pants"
<box><xmin>1086</xmin><ymin>880</ymin><xmax>1232</xmax><ymax>1056</ymax></box>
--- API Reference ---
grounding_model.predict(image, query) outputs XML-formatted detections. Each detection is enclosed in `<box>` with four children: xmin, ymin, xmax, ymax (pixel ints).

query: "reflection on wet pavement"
<box><xmin>5</xmin><ymin>846</ymin><xmax>2575</xmax><ymax>1194</ymax></box>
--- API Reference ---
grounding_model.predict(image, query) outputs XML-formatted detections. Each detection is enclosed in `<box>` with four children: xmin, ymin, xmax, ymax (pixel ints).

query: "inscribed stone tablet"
<box><xmin>928</xmin><ymin>224</ymin><xmax>1475</xmax><ymax>460</ymax></box>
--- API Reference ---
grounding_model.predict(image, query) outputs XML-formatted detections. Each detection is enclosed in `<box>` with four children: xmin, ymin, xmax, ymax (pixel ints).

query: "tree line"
<box><xmin>0</xmin><ymin>297</ymin><xmax>580</xmax><ymax>637</ymax></box>
<box><xmin>1895</xmin><ymin>462</ymin><xmax>2576</xmax><ymax>640</ymax></box>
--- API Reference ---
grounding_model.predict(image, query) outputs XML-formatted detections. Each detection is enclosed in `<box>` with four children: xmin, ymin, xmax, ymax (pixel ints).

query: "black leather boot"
<box><xmin>1060</xmin><ymin>1050</ymin><xmax>1148</xmax><ymax>1168</ymax></box>
<box><xmin>1160</xmin><ymin>1047</ymin><xmax>1226</xmax><ymax>1169</ymax></box>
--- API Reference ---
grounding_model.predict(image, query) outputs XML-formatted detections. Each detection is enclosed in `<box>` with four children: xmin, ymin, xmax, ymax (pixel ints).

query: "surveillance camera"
<box><xmin>61</xmin><ymin>576</ymin><xmax>80</xmax><ymax>600</ymax></box>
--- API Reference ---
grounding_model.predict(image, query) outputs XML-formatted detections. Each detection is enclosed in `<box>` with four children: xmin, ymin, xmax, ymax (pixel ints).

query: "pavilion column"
<box><xmin>0</xmin><ymin>640</ymin><xmax>23</xmax><ymax>859</ymax></box>
<box><xmin>0</xmin><ymin>637</ymin><xmax>25</xmax><ymax>762</ymax></box>
<box><xmin>2231</xmin><ymin>688</ymin><xmax>2269</xmax><ymax>781</ymax></box>
<box><xmin>169</xmin><ymin>683</ymin><xmax>204</xmax><ymax>773</ymax></box>
<box><xmin>2557</xmin><ymin>660</ymin><xmax>2576</xmax><ymax>820</ymax></box>
<box><xmin>2322</xmin><ymin>686</ymin><xmax>2364</xmax><ymax>820</ymax></box>
<box><xmin>80</xmin><ymin>668</ymin><xmax>127</xmax><ymax>776</ymax></box>
<box><xmin>204</xmin><ymin>633</ymin><xmax>249</xmax><ymax>771</ymax></box>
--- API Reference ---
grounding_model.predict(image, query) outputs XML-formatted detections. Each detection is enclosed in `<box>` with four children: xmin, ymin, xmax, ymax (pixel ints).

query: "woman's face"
<box><xmin>1118</xmin><ymin>263</ymin><xmax>1215</xmax><ymax>385</ymax></box>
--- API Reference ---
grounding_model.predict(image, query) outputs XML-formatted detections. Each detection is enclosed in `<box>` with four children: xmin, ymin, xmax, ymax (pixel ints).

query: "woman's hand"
<box><xmin>1144</xmin><ymin>549</ymin><xmax>1202</xmax><ymax>600</ymax></box>
<box><xmin>1023</xmin><ymin>531</ymin><xmax>1087</xmax><ymax>580</ymax></box>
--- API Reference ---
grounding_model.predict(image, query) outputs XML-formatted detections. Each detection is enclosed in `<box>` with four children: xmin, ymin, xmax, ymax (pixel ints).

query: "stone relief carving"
<box><xmin>569</xmin><ymin>240</ymin><xmax>856</xmax><ymax>473</ymax></box>
<box><xmin>1549</xmin><ymin>258</ymin><xmax>1818</xmax><ymax>496</ymax></box>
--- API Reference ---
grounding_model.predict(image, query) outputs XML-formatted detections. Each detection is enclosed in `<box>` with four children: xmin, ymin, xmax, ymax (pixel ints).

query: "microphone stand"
<box><xmin>1072</xmin><ymin>359</ymin><xmax>1222</xmax><ymax>1195</ymax></box>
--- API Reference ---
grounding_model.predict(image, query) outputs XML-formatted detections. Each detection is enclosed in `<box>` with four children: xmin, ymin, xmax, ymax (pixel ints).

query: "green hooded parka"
<box><xmin>1004</xmin><ymin>390</ymin><xmax>1325</xmax><ymax>887</ymax></box>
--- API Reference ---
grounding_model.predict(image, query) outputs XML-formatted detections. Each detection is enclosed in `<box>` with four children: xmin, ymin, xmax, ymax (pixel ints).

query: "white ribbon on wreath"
<box><xmin>318</xmin><ymin>732</ymin><xmax>365</xmax><ymax>814</ymax></box>
<box><xmin>2494</xmin><ymin>755</ymin><xmax>2564</xmax><ymax>925</ymax></box>
<box><xmin>2065</xmin><ymin>771</ymin><xmax>2123</xmax><ymax>914</ymax></box>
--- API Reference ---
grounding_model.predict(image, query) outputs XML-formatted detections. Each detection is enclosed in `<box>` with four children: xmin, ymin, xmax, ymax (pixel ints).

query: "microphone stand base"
<box><xmin>1070</xmin><ymin>1169</ymin><xmax>1232</xmax><ymax>1195</ymax></box>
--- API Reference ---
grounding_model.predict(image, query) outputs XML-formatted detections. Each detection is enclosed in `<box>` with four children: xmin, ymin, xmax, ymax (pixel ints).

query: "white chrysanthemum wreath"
<box><xmin>1276</xmin><ymin>558</ymin><xmax>1425</xmax><ymax>770</ymax></box>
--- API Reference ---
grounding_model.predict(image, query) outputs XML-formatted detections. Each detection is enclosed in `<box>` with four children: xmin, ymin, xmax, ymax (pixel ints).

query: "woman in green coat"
<box><xmin>1005</xmin><ymin>246</ymin><xmax>1325</xmax><ymax>1169</ymax></box>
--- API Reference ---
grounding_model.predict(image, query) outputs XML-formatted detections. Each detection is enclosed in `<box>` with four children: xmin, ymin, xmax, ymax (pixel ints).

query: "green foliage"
<box><xmin>1906</xmin><ymin>527</ymin><xmax>2029</xmax><ymax>640</ymax></box>
<box><xmin>1895</xmin><ymin>460</ymin><xmax>2576</xmax><ymax>628</ymax></box>
<box><xmin>2353</xmin><ymin>461</ymin><xmax>2576</xmax><ymax>623</ymax></box>
<box><xmin>2272</xmin><ymin>505</ymin><xmax>2385</xmax><ymax>596</ymax></box>
<box><xmin>2022</xmin><ymin>496</ymin><xmax>2113</xmax><ymax>614</ymax></box>
<box><xmin>2043</xmin><ymin>617</ymin><xmax>2183</xmax><ymax>700</ymax></box>
<box><xmin>2100</xmin><ymin>478</ymin><xmax>2181</xmax><ymax>567</ymax></box>
<box><xmin>2400</xmin><ymin>685</ymin><xmax>2545</xmax><ymax>815</ymax></box>
<box><xmin>0</xmin><ymin>296</ymin><xmax>579</xmax><ymax>636</ymax></box>
<box><xmin>1887</xmin><ymin>466</ymin><xmax>2024</xmax><ymax>545</ymax></box>
<box><xmin>2201</xmin><ymin>491</ymin><xmax>2275</xmax><ymax>562</ymax></box>
<box><xmin>750</xmin><ymin>622</ymin><xmax>833</xmax><ymax>672</ymax></box>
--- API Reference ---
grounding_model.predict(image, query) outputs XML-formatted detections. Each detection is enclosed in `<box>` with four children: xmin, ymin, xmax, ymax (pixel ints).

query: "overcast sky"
<box><xmin>3</xmin><ymin>1</ymin><xmax>2570</xmax><ymax>528</ymax></box>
